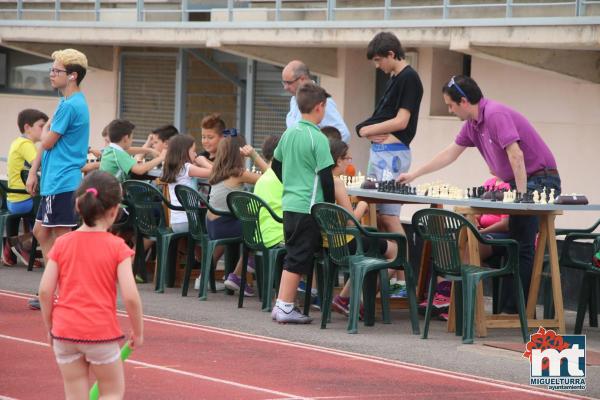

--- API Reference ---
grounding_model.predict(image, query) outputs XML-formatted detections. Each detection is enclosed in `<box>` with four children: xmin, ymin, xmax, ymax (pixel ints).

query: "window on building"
<box><xmin>430</xmin><ymin>49</ymin><xmax>471</xmax><ymax>116</ymax></box>
<box><xmin>119</xmin><ymin>52</ymin><xmax>177</xmax><ymax>144</ymax></box>
<box><xmin>253</xmin><ymin>62</ymin><xmax>289</xmax><ymax>150</ymax></box>
<box><xmin>0</xmin><ymin>46</ymin><xmax>54</xmax><ymax>95</ymax></box>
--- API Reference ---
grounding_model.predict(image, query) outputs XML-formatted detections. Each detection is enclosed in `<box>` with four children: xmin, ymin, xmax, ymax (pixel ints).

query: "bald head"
<box><xmin>282</xmin><ymin>60</ymin><xmax>311</xmax><ymax>95</ymax></box>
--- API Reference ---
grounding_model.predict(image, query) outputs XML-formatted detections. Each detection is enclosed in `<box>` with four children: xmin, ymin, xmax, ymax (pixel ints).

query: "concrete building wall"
<box><xmin>0</xmin><ymin>67</ymin><xmax>117</xmax><ymax>175</ymax></box>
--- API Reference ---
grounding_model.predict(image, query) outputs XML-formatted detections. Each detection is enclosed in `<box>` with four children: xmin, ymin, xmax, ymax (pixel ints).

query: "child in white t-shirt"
<box><xmin>160</xmin><ymin>134</ymin><xmax>212</xmax><ymax>233</ymax></box>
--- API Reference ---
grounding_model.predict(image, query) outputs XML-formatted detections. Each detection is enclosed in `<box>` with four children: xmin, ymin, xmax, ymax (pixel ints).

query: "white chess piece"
<box><xmin>549</xmin><ymin>188</ymin><xmax>555</xmax><ymax>204</ymax></box>
<box><xmin>540</xmin><ymin>188</ymin><xmax>547</xmax><ymax>204</ymax></box>
<box><xmin>533</xmin><ymin>190</ymin><xmax>540</xmax><ymax>204</ymax></box>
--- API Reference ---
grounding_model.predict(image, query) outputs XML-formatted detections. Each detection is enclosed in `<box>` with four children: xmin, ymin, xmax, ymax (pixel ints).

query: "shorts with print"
<box><xmin>36</xmin><ymin>191</ymin><xmax>78</xmax><ymax>227</ymax></box>
<box><xmin>367</xmin><ymin>143</ymin><xmax>411</xmax><ymax>216</ymax></box>
<box><xmin>53</xmin><ymin>339</ymin><xmax>121</xmax><ymax>365</ymax></box>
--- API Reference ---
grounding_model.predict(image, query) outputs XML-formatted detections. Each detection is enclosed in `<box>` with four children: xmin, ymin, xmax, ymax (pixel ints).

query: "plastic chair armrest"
<box><xmin>362</xmin><ymin>231</ymin><xmax>408</xmax><ymax>265</ymax></box>
<box><xmin>555</xmin><ymin>218</ymin><xmax>600</xmax><ymax>236</ymax></box>
<box><xmin>165</xmin><ymin>203</ymin><xmax>185</xmax><ymax>212</ymax></box>
<box><xmin>560</xmin><ymin>232</ymin><xmax>600</xmax><ymax>268</ymax></box>
<box><xmin>263</xmin><ymin>203</ymin><xmax>283</xmax><ymax>224</ymax></box>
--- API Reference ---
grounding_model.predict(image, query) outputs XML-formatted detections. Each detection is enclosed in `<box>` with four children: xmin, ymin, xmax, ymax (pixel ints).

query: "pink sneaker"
<box><xmin>432</xmin><ymin>293</ymin><xmax>450</xmax><ymax>310</ymax></box>
<box><xmin>331</xmin><ymin>295</ymin><xmax>349</xmax><ymax>316</ymax></box>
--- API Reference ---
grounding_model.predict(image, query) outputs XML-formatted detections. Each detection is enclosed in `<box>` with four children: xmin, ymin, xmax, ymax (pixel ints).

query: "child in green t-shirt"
<box><xmin>270</xmin><ymin>82</ymin><xmax>335</xmax><ymax>324</ymax></box>
<box><xmin>3</xmin><ymin>109</ymin><xmax>48</xmax><ymax>266</ymax></box>
<box><xmin>99</xmin><ymin>119</ymin><xmax>165</xmax><ymax>182</ymax></box>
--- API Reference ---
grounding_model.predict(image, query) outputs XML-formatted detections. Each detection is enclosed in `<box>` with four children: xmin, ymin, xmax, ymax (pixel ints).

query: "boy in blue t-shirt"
<box><xmin>26</xmin><ymin>49</ymin><xmax>90</xmax><ymax>309</ymax></box>
<box><xmin>271</xmin><ymin>82</ymin><xmax>335</xmax><ymax>324</ymax></box>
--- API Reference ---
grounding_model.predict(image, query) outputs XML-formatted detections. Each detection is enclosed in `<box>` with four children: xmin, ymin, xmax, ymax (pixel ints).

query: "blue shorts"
<box><xmin>7</xmin><ymin>198</ymin><xmax>33</xmax><ymax>214</ymax></box>
<box><xmin>367</xmin><ymin>143</ymin><xmax>411</xmax><ymax>216</ymax></box>
<box><xmin>36</xmin><ymin>191</ymin><xmax>78</xmax><ymax>228</ymax></box>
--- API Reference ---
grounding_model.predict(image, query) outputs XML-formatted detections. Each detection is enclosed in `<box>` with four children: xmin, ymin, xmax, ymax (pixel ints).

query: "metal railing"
<box><xmin>0</xmin><ymin>0</ymin><xmax>599</xmax><ymax>23</ymax></box>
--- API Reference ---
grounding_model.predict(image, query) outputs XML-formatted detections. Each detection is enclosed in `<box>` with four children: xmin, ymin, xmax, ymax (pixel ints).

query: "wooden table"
<box><xmin>347</xmin><ymin>187</ymin><xmax>600</xmax><ymax>335</ymax></box>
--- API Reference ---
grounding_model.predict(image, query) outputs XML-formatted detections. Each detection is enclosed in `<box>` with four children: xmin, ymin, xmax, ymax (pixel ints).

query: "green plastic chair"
<box><xmin>122</xmin><ymin>180</ymin><xmax>188</xmax><ymax>293</ymax></box>
<box><xmin>174</xmin><ymin>184</ymin><xmax>241</xmax><ymax>300</ymax></box>
<box><xmin>557</xmin><ymin>218</ymin><xmax>600</xmax><ymax>334</ymax></box>
<box><xmin>171</xmin><ymin>182</ymin><xmax>211</xmax><ymax>297</ymax></box>
<box><xmin>412</xmin><ymin>208</ymin><xmax>528</xmax><ymax>344</ymax></box>
<box><xmin>0</xmin><ymin>180</ymin><xmax>39</xmax><ymax>270</ymax></box>
<box><xmin>226</xmin><ymin>191</ymin><xmax>287</xmax><ymax>310</ymax></box>
<box><xmin>311</xmin><ymin>202</ymin><xmax>419</xmax><ymax>334</ymax></box>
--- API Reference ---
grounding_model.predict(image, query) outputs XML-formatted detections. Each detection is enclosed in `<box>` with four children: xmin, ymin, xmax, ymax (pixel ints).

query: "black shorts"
<box><xmin>348</xmin><ymin>236</ymin><xmax>388</xmax><ymax>256</ymax></box>
<box><xmin>36</xmin><ymin>191</ymin><xmax>78</xmax><ymax>228</ymax></box>
<box><xmin>283</xmin><ymin>211</ymin><xmax>322</xmax><ymax>275</ymax></box>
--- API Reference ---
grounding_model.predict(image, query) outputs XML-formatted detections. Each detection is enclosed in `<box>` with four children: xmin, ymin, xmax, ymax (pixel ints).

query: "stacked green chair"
<box><xmin>412</xmin><ymin>208</ymin><xmax>528</xmax><ymax>344</ymax></box>
<box><xmin>122</xmin><ymin>180</ymin><xmax>187</xmax><ymax>293</ymax></box>
<box><xmin>311</xmin><ymin>202</ymin><xmax>419</xmax><ymax>334</ymax></box>
<box><xmin>557</xmin><ymin>218</ymin><xmax>600</xmax><ymax>334</ymax></box>
<box><xmin>0</xmin><ymin>180</ymin><xmax>39</xmax><ymax>270</ymax></box>
<box><xmin>226</xmin><ymin>191</ymin><xmax>287</xmax><ymax>310</ymax></box>
<box><xmin>174</xmin><ymin>184</ymin><xmax>241</xmax><ymax>300</ymax></box>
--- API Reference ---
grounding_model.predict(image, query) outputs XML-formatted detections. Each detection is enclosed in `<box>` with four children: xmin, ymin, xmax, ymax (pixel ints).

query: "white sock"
<box><xmin>311</xmin><ymin>288</ymin><xmax>318</xmax><ymax>296</ymax></box>
<box><xmin>276</xmin><ymin>299</ymin><xmax>294</xmax><ymax>313</ymax></box>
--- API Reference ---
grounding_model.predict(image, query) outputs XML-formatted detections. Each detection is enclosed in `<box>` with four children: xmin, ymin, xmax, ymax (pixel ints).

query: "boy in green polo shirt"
<box><xmin>100</xmin><ymin>119</ymin><xmax>165</xmax><ymax>181</ymax></box>
<box><xmin>271</xmin><ymin>82</ymin><xmax>335</xmax><ymax>324</ymax></box>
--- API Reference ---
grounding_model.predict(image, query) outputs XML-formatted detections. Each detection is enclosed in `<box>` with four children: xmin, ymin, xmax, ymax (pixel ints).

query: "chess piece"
<box><xmin>533</xmin><ymin>190</ymin><xmax>540</xmax><ymax>204</ymax></box>
<box><xmin>549</xmin><ymin>188</ymin><xmax>555</xmax><ymax>204</ymax></box>
<box><xmin>540</xmin><ymin>188</ymin><xmax>547</xmax><ymax>204</ymax></box>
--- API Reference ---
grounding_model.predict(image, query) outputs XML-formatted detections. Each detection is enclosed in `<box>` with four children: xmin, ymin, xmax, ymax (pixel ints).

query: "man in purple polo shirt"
<box><xmin>398</xmin><ymin>75</ymin><xmax>561</xmax><ymax>314</ymax></box>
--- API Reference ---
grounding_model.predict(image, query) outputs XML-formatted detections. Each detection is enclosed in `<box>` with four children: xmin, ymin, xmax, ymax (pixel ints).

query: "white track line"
<box><xmin>1</xmin><ymin>291</ymin><xmax>587</xmax><ymax>400</ymax></box>
<box><xmin>0</xmin><ymin>334</ymin><xmax>311</xmax><ymax>400</ymax></box>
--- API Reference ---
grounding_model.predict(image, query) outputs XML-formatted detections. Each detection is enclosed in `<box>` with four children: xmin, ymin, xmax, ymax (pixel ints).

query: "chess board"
<box><xmin>372</xmin><ymin>180</ymin><xmax>564</xmax><ymax>204</ymax></box>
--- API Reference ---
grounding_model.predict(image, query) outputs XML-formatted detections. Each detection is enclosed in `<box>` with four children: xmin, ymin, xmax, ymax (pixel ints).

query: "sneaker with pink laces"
<box><xmin>432</xmin><ymin>293</ymin><xmax>450</xmax><ymax>310</ymax></box>
<box><xmin>12</xmin><ymin>242</ymin><xmax>42</xmax><ymax>268</ymax></box>
<box><xmin>331</xmin><ymin>295</ymin><xmax>350</xmax><ymax>316</ymax></box>
<box><xmin>418</xmin><ymin>292</ymin><xmax>450</xmax><ymax>316</ymax></box>
<box><xmin>2</xmin><ymin>240</ymin><xmax>16</xmax><ymax>266</ymax></box>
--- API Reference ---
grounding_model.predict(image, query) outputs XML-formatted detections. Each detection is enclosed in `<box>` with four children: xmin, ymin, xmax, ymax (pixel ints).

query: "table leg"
<box><xmin>546</xmin><ymin>215</ymin><xmax>565</xmax><ymax>333</ymax></box>
<box><xmin>527</xmin><ymin>217</ymin><xmax>548</xmax><ymax>318</ymax></box>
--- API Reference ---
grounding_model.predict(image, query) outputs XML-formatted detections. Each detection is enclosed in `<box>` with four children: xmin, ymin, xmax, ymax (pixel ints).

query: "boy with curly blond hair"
<box><xmin>26</xmin><ymin>49</ymin><xmax>90</xmax><ymax>309</ymax></box>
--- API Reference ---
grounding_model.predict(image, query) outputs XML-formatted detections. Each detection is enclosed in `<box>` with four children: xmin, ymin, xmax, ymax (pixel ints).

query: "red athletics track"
<box><xmin>0</xmin><ymin>290</ymin><xmax>589</xmax><ymax>400</ymax></box>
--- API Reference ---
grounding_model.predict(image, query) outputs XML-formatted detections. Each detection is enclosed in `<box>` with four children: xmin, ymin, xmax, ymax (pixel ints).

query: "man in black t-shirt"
<box><xmin>356</xmin><ymin>32</ymin><xmax>423</xmax><ymax>237</ymax></box>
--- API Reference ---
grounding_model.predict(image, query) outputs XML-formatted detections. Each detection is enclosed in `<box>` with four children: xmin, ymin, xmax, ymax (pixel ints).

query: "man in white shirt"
<box><xmin>282</xmin><ymin>60</ymin><xmax>350</xmax><ymax>142</ymax></box>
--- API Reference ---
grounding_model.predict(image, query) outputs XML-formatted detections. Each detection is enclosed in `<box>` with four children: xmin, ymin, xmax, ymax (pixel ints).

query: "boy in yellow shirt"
<box><xmin>3</xmin><ymin>109</ymin><xmax>48</xmax><ymax>266</ymax></box>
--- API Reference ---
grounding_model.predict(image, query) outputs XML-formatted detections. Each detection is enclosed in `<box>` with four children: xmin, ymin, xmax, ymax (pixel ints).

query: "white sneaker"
<box><xmin>273</xmin><ymin>306</ymin><xmax>313</xmax><ymax>324</ymax></box>
<box><xmin>194</xmin><ymin>278</ymin><xmax>226</xmax><ymax>291</ymax></box>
